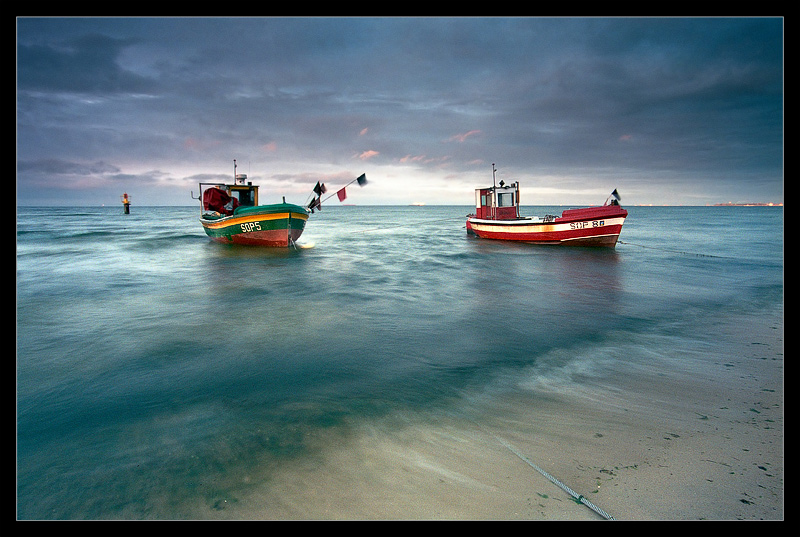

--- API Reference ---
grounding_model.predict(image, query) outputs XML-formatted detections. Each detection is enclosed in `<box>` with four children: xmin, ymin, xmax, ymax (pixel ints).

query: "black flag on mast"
<box><xmin>308</xmin><ymin>182</ymin><xmax>327</xmax><ymax>212</ymax></box>
<box><xmin>605</xmin><ymin>189</ymin><xmax>621</xmax><ymax>206</ymax></box>
<box><xmin>308</xmin><ymin>174</ymin><xmax>367</xmax><ymax>212</ymax></box>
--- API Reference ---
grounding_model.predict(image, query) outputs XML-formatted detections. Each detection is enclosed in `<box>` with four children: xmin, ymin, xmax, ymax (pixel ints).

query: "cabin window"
<box><xmin>481</xmin><ymin>194</ymin><xmax>490</xmax><ymax>207</ymax></box>
<box><xmin>497</xmin><ymin>192</ymin><xmax>514</xmax><ymax>207</ymax></box>
<box><xmin>234</xmin><ymin>189</ymin><xmax>255</xmax><ymax>206</ymax></box>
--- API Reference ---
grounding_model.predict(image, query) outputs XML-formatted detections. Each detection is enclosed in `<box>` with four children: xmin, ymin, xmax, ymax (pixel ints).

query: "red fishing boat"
<box><xmin>466</xmin><ymin>165</ymin><xmax>628</xmax><ymax>247</ymax></box>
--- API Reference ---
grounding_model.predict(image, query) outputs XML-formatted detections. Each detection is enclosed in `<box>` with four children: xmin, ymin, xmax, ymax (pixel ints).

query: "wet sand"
<box><xmin>225</xmin><ymin>306</ymin><xmax>783</xmax><ymax>520</ymax></box>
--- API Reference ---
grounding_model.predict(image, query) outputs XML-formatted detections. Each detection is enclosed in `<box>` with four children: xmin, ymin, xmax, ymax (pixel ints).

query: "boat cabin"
<box><xmin>474</xmin><ymin>181</ymin><xmax>520</xmax><ymax>220</ymax></box>
<box><xmin>200</xmin><ymin>174</ymin><xmax>259</xmax><ymax>216</ymax></box>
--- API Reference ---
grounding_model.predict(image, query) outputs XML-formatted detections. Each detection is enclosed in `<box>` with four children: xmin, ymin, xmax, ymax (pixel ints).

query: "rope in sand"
<box><xmin>488</xmin><ymin>432</ymin><xmax>616</xmax><ymax>520</ymax></box>
<box><xmin>459</xmin><ymin>414</ymin><xmax>617</xmax><ymax>520</ymax></box>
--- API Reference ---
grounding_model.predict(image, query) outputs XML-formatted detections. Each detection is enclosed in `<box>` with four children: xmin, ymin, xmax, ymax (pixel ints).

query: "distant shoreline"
<box><xmin>712</xmin><ymin>202</ymin><xmax>783</xmax><ymax>206</ymax></box>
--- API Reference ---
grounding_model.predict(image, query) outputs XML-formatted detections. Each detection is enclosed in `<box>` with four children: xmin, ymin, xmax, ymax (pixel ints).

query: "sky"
<box><xmin>16</xmin><ymin>17</ymin><xmax>784</xmax><ymax>207</ymax></box>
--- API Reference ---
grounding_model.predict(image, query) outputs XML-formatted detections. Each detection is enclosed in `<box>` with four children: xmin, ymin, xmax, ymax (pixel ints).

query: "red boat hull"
<box><xmin>206</xmin><ymin>226</ymin><xmax>306</xmax><ymax>247</ymax></box>
<box><xmin>467</xmin><ymin>205</ymin><xmax>628</xmax><ymax>247</ymax></box>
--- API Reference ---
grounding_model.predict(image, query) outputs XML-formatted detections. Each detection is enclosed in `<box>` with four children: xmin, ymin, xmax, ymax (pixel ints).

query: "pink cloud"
<box><xmin>448</xmin><ymin>130</ymin><xmax>482</xmax><ymax>143</ymax></box>
<box><xmin>359</xmin><ymin>128</ymin><xmax>369</xmax><ymax>136</ymax></box>
<box><xmin>400</xmin><ymin>154</ymin><xmax>427</xmax><ymax>163</ymax></box>
<box><xmin>356</xmin><ymin>150</ymin><xmax>379</xmax><ymax>160</ymax></box>
<box><xmin>262</xmin><ymin>141</ymin><xmax>277</xmax><ymax>152</ymax></box>
<box><xmin>399</xmin><ymin>154</ymin><xmax>452</xmax><ymax>166</ymax></box>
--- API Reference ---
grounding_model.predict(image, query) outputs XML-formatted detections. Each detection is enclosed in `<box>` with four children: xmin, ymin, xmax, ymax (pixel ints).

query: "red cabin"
<box><xmin>474</xmin><ymin>181</ymin><xmax>520</xmax><ymax>220</ymax></box>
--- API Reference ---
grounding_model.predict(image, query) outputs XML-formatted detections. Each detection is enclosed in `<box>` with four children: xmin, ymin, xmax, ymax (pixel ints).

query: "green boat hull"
<box><xmin>200</xmin><ymin>203</ymin><xmax>309</xmax><ymax>247</ymax></box>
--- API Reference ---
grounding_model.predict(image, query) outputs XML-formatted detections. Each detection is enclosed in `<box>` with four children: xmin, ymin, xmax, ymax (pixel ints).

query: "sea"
<box><xmin>16</xmin><ymin>203</ymin><xmax>783</xmax><ymax>520</ymax></box>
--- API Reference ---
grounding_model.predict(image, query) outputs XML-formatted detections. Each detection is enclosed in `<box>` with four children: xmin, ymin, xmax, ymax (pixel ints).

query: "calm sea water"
<box><xmin>16</xmin><ymin>204</ymin><xmax>783</xmax><ymax>519</ymax></box>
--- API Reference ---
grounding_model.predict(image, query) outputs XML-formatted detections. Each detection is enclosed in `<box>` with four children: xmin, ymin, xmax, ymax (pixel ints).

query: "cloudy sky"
<box><xmin>17</xmin><ymin>17</ymin><xmax>783</xmax><ymax>206</ymax></box>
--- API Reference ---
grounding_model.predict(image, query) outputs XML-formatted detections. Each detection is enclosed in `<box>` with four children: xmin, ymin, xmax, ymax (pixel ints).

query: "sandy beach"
<box><xmin>218</xmin><ymin>305</ymin><xmax>783</xmax><ymax>521</ymax></box>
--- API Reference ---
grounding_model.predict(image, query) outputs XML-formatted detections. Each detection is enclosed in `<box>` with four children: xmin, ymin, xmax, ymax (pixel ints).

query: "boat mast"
<box><xmin>492</xmin><ymin>163</ymin><xmax>497</xmax><ymax>219</ymax></box>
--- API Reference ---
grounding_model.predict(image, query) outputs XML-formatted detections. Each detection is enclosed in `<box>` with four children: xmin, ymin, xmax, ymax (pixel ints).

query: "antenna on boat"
<box><xmin>492</xmin><ymin>163</ymin><xmax>497</xmax><ymax>190</ymax></box>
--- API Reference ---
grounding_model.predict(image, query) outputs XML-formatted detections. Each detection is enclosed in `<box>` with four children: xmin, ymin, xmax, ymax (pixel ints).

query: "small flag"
<box><xmin>337</xmin><ymin>188</ymin><xmax>347</xmax><ymax>202</ymax></box>
<box><xmin>356</xmin><ymin>173</ymin><xmax>367</xmax><ymax>186</ymax></box>
<box><xmin>313</xmin><ymin>182</ymin><xmax>327</xmax><ymax>196</ymax></box>
<box><xmin>605</xmin><ymin>189</ymin><xmax>621</xmax><ymax>206</ymax></box>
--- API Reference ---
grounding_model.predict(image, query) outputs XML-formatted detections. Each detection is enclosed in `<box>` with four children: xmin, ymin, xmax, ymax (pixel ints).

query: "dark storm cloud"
<box><xmin>18</xmin><ymin>158</ymin><xmax>121</xmax><ymax>176</ymax></box>
<box><xmin>16</xmin><ymin>17</ymin><xmax>783</xmax><ymax>205</ymax></box>
<box><xmin>17</xmin><ymin>33</ymin><xmax>154</xmax><ymax>94</ymax></box>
